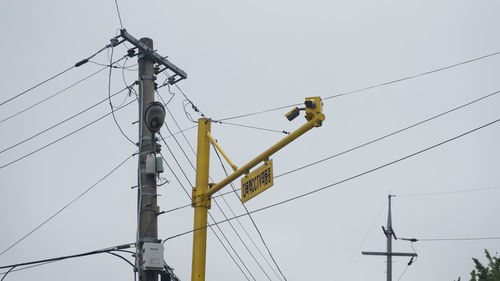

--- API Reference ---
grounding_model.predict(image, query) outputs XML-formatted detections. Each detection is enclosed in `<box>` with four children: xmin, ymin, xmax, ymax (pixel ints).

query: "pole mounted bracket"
<box><xmin>120</xmin><ymin>29</ymin><xmax>187</xmax><ymax>84</ymax></box>
<box><xmin>192</xmin><ymin>185</ymin><xmax>212</xmax><ymax>209</ymax></box>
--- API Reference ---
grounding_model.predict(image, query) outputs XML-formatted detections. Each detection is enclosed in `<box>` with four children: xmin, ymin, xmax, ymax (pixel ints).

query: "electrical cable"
<box><xmin>114</xmin><ymin>0</ymin><xmax>124</xmax><ymax>29</ymax></box>
<box><xmin>0</xmin><ymin>261</ymin><xmax>54</xmax><ymax>276</ymax></box>
<box><xmin>158</xmin><ymin>152</ymin><xmax>251</xmax><ymax>281</ymax></box>
<box><xmin>396</xmin><ymin>264</ymin><xmax>411</xmax><ymax>281</ymax></box>
<box><xmin>0</xmin><ymin>153</ymin><xmax>134</xmax><ymax>256</ymax></box>
<box><xmin>108</xmin><ymin>48</ymin><xmax>136</xmax><ymax>146</ymax></box>
<box><xmin>159</xmin><ymin>121</ymin><xmax>262</xmax><ymax>279</ymax></box>
<box><xmin>215</xmin><ymin>50</ymin><xmax>500</xmax><ymax>122</ymax></box>
<box><xmin>158</xmin><ymin>102</ymin><xmax>275</xmax><ymax>280</ymax></box>
<box><xmin>159</xmin><ymin>137</ymin><xmax>257</xmax><ymax>281</ymax></box>
<box><xmin>418</xmin><ymin>236</ymin><xmax>500</xmax><ymax>241</ymax></box>
<box><xmin>157</xmin><ymin>87</ymin><xmax>500</xmax><ymax>216</ymax></box>
<box><xmin>213</xmin><ymin>145</ymin><xmax>287</xmax><ymax>281</ymax></box>
<box><xmin>334</xmin><ymin>200</ymin><xmax>387</xmax><ymax>281</ymax></box>
<box><xmin>323</xmin><ymin>50</ymin><xmax>500</xmax><ymax>101</ymax></box>
<box><xmin>0</xmin><ymin>243</ymin><xmax>134</xmax><ymax>272</ymax></box>
<box><xmin>0</xmin><ymin>98</ymin><xmax>136</xmax><ymax>171</ymax></box>
<box><xmin>162</xmin><ymin>115</ymin><xmax>500</xmax><ymax>241</ymax></box>
<box><xmin>275</xmin><ymin>89</ymin><xmax>500</xmax><ymax>179</ymax></box>
<box><xmin>106</xmin><ymin>252</ymin><xmax>135</xmax><ymax>268</ymax></box>
<box><xmin>0</xmin><ymin>266</ymin><xmax>15</xmax><ymax>281</ymax></box>
<box><xmin>0</xmin><ymin>44</ymin><xmax>115</xmax><ymax>107</ymax></box>
<box><xmin>0</xmin><ymin>66</ymin><xmax>108</xmax><ymax>125</ymax></box>
<box><xmin>216</xmin><ymin>103</ymin><xmax>301</xmax><ymax>122</ymax></box>
<box><xmin>214</xmin><ymin>121</ymin><xmax>290</xmax><ymax>135</ymax></box>
<box><xmin>0</xmin><ymin>74</ymin><xmax>136</xmax><ymax>155</ymax></box>
<box><xmin>395</xmin><ymin>186</ymin><xmax>500</xmax><ymax>197</ymax></box>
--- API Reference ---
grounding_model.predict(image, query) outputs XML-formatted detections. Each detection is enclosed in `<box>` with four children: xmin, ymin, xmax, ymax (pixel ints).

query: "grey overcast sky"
<box><xmin>1</xmin><ymin>1</ymin><xmax>500</xmax><ymax>280</ymax></box>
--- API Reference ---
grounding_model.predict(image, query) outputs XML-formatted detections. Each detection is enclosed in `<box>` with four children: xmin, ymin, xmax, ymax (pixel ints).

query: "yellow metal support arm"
<box><xmin>191</xmin><ymin>97</ymin><xmax>325</xmax><ymax>281</ymax></box>
<box><xmin>206</xmin><ymin>110</ymin><xmax>325</xmax><ymax>198</ymax></box>
<box><xmin>206</xmin><ymin>131</ymin><xmax>238</xmax><ymax>171</ymax></box>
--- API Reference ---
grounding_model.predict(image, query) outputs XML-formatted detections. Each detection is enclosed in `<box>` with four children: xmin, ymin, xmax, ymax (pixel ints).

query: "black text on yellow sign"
<box><xmin>241</xmin><ymin>160</ymin><xmax>274</xmax><ymax>204</ymax></box>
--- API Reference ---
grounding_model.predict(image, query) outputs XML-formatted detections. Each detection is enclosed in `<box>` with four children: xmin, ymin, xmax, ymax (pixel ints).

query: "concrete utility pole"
<box><xmin>120</xmin><ymin>28</ymin><xmax>187</xmax><ymax>281</ymax></box>
<box><xmin>137</xmin><ymin>37</ymin><xmax>159</xmax><ymax>281</ymax></box>
<box><xmin>362</xmin><ymin>195</ymin><xmax>417</xmax><ymax>281</ymax></box>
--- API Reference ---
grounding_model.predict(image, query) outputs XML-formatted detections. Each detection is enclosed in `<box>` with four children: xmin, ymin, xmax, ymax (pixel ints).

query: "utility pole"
<box><xmin>119</xmin><ymin>29</ymin><xmax>187</xmax><ymax>281</ymax></box>
<box><xmin>137</xmin><ymin>37</ymin><xmax>158</xmax><ymax>281</ymax></box>
<box><xmin>362</xmin><ymin>195</ymin><xmax>417</xmax><ymax>281</ymax></box>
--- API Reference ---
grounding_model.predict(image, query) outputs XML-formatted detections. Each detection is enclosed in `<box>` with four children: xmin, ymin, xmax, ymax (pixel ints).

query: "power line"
<box><xmin>418</xmin><ymin>236</ymin><xmax>500</xmax><ymax>242</ymax></box>
<box><xmin>275</xmin><ymin>89</ymin><xmax>500</xmax><ymax>179</ymax></box>
<box><xmin>0</xmin><ymin>44</ymin><xmax>114</xmax><ymax>107</ymax></box>
<box><xmin>213</xmin><ymin>145</ymin><xmax>287</xmax><ymax>281</ymax></box>
<box><xmin>0</xmin><ymin>66</ymin><xmax>108</xmax><ymax>125</ymax></box>
<box><xmin>214</xmin><ymin>120</ymin><xmax>290</xmax><ymax>135</ymax></box>
<box><xmin>158</xmin><ymin>101</ymin><xmax>276</xmax><ymax>280</ymax></box>
<box><xmin>157</xmin><ymin>87</ymin><xmax>500</xmax><ymax>217</ymax></box>
<box><xmin>395</xmin><ymin>186</ymin><xmax>500</xmax><ymax>197</ymax></box>
<box><xmin>162</xmin><ymin>115</ymin><xmax>500</xmax><ymax>241</ymax></box>
<box><xmin>396</xmin><ymin>264</ymin><xmax>411</xmax><ymax>281</ymax></box>
<box><xmin>216</xmin><ymin>103</ymin><xmax>301</xmax><ymax>122</ymax></box>
<box><xmin>0</xmin><ymin>79</ymin><xmax>135</xmax><ymax>156</ymax></box>
<box><xmin>215</xmin><ymin>50</ymin><xmax>500</xmax><ymax>121</ymax></box>
<box><xmin>0</xmin><ymin>83</ymin><xmax>133</xmax><ymax>154</ymax></box>
<box><xmin>0</xmin><ymin>243</ymin><xmax>134</xmax><ymax>274</ymax></box>
<box><xmin>108</xmin><ymin>49</ymin><xmax>136</xmax><ymax>146</ymax></box>
<box><xmin>323</xmin><ymin>50</ymin><xmax>500</xmax><ymax>101</ymax></box>
<box><xmin>114</xmin><ymin>0</ymin><xmax>125</xmax><ymax>29</ymax></box>
<box><xmin>158</xmin><ymin>151</ymin><xmax>252</xmax><ymax>281</ymax></box>
<box><xmin>159</xmin><ymin>135</ymin><xmax>259</xmax><ymax>281</ymax></box>
<box><xmin>0</xmin><ymin>98</ymin><xmax>135</xmax><ymax>171</ymax></box>
<box><xmin>334</xmin><ymin>200</ymin><xmax>387</xmax><ymax>281</ymax></box>
<box><xmin>0</xmin><ymin>153</ymin><xmax>134</xmax><ymax>257</ymax></box>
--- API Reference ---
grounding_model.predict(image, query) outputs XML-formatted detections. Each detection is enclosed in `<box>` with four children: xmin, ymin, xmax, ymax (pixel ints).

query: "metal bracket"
<box><xmin>120</xmin><ymin>29</ymin><xmax>187</xmax><ymax>84</ymax></box>
<box><xmin>140</xmin><ymin>74</ymin><xmax>156</xmax><ymax>81</ymax></box>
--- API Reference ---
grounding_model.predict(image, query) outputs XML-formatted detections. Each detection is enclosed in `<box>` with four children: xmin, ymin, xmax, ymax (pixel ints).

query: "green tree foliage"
<box><xmin>456</xmin><ymin>250</ymin><xmax>500</xmax><ymax>281</ymax></box>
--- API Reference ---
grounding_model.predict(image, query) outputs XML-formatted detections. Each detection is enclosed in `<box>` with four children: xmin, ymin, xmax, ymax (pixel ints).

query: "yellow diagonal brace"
<box><xmin>207</xmin><ymin>131</ymin><xmax>238</xmax><ymax>171</ymax></box>
<box><xmin>206</xmin><ymin>112</ymin><xmax>325</xmax><ymax>198</ymax></box>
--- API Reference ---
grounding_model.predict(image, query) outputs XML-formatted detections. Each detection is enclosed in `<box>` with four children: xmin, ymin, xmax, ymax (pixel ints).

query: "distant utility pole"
<box><xmin>362</xmin><ymin>195</ymin><xmax>417</xmax><ymax>281</ymax></box>
<box><xmin>120</xmin><ymin>29</ymin><xmax>187</xmax><ymax>281</ymax></box>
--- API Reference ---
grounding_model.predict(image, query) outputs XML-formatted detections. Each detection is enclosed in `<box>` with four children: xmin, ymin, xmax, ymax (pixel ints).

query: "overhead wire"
<box><xmin>0</xmin><ymin>43</ymin><xmax>114</xmax><ymax>107</ymax></box>
<box><xmin>395</xmin><ymin>186</ymin><xmax>500</xmax><ymax>197</ymax></box>
<box><xmin>0</xmin><ymin>98</ymin><xmax>136</xmax><ymax>171</ymax></box>
<box><xmin>158</xmin><ymin>151</ymin><xmax>251</xmax><ymax>281</ymax></box>
<box><xmin>114</xmin><ymin>0</ymin><xmax>124</xmax><ymax>29</ymax></box>
<box><xmin>212</xmin><ymin>145</ymin><xmax>287</xmax><ymax>281</ymax></box>
<box><xmin>0</xmin><ymin>66</ymin><xmax>108</xmax><ymax>125</ymax></box>
<box><xmin>275</xmin><ymin>88</ymin><xmax>500</xmax><ymax>179</ymax></box>
<box><xmin>334</xmin><ymin>200</ymin><xmax>387</xmax><ymax>281</ymax></box>
<box><xmin>214</xmin><ymin>121</ymin><xmax>290</xmax><ymax>135</ymax></box>
<box><xmin>0</xmin><ymin>152</ymin><xmax>134</xmax><ymax>257</ymax></box>
<box><xmin>418</xmin><ymin>236</ymin><xmax>500</xmax><ymax>242</ymax></box>
<box><xmin>162</xmin><ymin>114</ymin><xmax>500</xmax><ymax>241</ymax></box>
<box><xmin>0</xmin><ymin>243</ymin><xmax>134</xmax><ymax>276</ymax></box>
<box><xmin>159</xmin><ymin>87</ymin><xmax>500</xmax><ymax>214</ymax></box>
<box><xmin>155</xmin><ymin>92</ymin><xmax>255</xmax><ymax>278</ymax></box>
<box><xmin>158</xmin><ymin>133</ymin><xmax>258</xmax><ymax>281</ymax></box>
<box><xmin>108</xmin><ymin>48</ymin><xmax>136</xmax><ymax>146</ymax></box>
<box><xmin>0</xmin><ymin>68</ymin><xmax>136</xmax><ymax>156</ymax></box>
<box><xmin>215</xmin><ymin>50</ymin><xmax>500</xmax><ymax>122</ymax></box>
<box><xmin>157</xmin><ymin>91</ymin><xmax>278</xmax><ymax>280</ymax></box>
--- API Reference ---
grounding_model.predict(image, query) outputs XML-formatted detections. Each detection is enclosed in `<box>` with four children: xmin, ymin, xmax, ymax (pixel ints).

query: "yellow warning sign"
<box><xmin>241</xmin><ymin>160</ymin><xmax>273</xmax><ymax>203</ymax></box>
